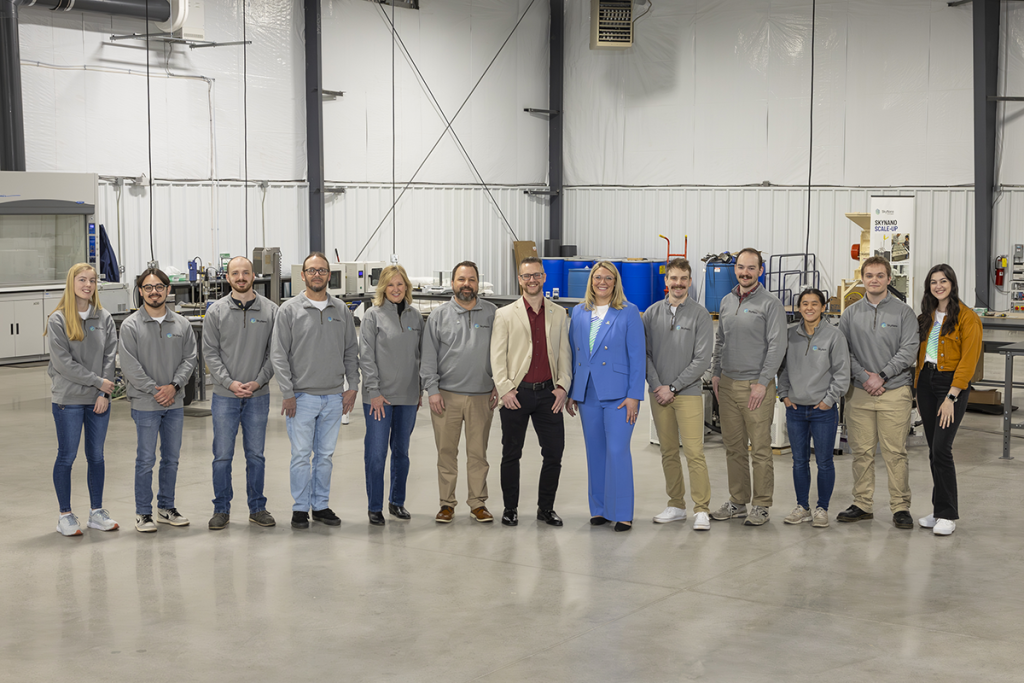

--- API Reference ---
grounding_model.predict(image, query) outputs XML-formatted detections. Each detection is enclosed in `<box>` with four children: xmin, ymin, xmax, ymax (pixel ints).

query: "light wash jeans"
<box><xmin>287</xmin><ymin>393</ymin><xmax>344</xmax><ymax>512</ymax></box>
<box><xmin>132</xmin><ymin>408</ymin><xmax>184</xmax><ymax>515</ymax></box>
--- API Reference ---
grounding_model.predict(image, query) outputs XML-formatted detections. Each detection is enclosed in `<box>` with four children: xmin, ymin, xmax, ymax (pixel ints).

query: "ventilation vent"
<box><xmin>590</xmin><ymin>0</ymin><xmax>634</xmax><ymax>50</ymax></box>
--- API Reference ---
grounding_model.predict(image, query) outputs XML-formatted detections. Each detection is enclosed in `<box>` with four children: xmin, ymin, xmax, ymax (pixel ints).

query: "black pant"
<box><xmin>917</xmin><ymin>365</ymin><xmax>970</xmax><ymax>520</ymax></box>
<box><xmin>499</xmin><ymin>384</ymin><xmax>564</xmax><ymax>510</ymax></box>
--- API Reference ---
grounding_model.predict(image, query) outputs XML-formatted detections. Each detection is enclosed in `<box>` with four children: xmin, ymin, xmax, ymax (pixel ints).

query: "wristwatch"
<box><xmin>171</xmin><ymin>382</ymin><xmax>181</xmax><ymax>393</ymax></box>
<box><xmin>669</xmin><ymin>385</ymin><xmax>678</xmax><ymax>394</ymax></box>
<box><xmin>946</xmin><ymin>393</ymin><xmax>958</xmax><ymax>404</ymax></box>
<box><xmin>878</xmin><ymin>371</ymin><xmax>889</xmax><ymax>383</ymax></box>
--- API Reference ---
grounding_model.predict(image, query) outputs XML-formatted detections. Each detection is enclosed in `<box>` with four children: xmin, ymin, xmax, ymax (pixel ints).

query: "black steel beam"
<box><xmin>544</xmin><ymin>0</ymin><xmax>563</xmax><ymax>258</ymax></box>
<box><xmin>973</xmin><ymin>0</ymin><xmax>999</xmax><ymax>308</ymax></box>
<box><xmin>0</xmin><ymin>0</ymin><xmax>25</xmax><ymax>171</ymax></box>
<box><xmin>304</xmin><ymin>0</ymin><xmax>325</xmax><ymax>254</ymax></box>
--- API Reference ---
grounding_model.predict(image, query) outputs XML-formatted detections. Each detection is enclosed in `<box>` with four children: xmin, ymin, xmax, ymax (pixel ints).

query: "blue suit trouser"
<box><xmin>578</xmin><ymin>376</ymin><xmax>635</xmax><ymax>523</ymax></box>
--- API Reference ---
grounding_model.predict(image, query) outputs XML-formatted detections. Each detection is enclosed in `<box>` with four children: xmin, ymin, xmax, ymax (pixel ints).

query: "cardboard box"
<box><xmin>513</xmin><ymin>241</ymin><xmax>538</xmax><ymax>293</ymax></box>
<box><xmin>968</xmin><ymin>389</ymin><xmax>1001</xmax><ymax>405</ymax></box>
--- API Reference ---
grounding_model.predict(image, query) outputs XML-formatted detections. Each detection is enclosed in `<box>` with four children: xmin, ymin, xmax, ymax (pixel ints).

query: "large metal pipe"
<box><xmin>973</xmin><ymin>0</ymin><xmax>999</xmax><ymax>309</ymax></box>
<box><xmin>23</xmin><ymin>0</ymin><xmax>170</xmax><ymax>23</ymax></box>
<box><xmin>1</xmin><ymin>0</ymin><xmax>26</xmax><ymax>170</ymax></box>
<box><xmin>304</xmin><ymin>0</ymin><xmax>325</xmax><ymax>254</ymax></box>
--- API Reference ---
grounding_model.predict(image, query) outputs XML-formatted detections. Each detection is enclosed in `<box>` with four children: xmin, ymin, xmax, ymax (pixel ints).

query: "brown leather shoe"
<box><xmin>435</xmin><ymin>506</ymin><xmax>455</xmax><ymax>523</ymax></box>
<box><xmin>469</xmin><ymin>506</ymin><xmax>494</xmax><ymax>523</ymax></box>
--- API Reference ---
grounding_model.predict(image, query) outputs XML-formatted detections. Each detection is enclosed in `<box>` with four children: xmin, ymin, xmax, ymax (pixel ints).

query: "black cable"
<box><xmin>632</xmin><ymin>0</ymin><xmax>653</xmax><ymax>25</ymax></box>
<box><xmin>391</xmin><ymin>0</ymin><xmax>396</xmax><ymax>256</ymax></box>
<box><xmin>804</xmin><ymin>0</ymin><xmax>816</xmax><ymax>283</ymax></box>
<box><xmin>243</xmin><ymin>0</ymin><xmax>249</xmax><ymax>254</ymax></box>
<box><xmin>374</xmin><ymin>5</ymin><xmax>520</xmax><ymax>242</ymax></box>
<box><xmin>145</xmin><ymin>0</ymin><xmax>154</xmax><ymax>262</ymax></box>
<box><xmin>355</xmin><ymin>0</ymin><xmax>535</xmax><ymax>259</ymax></box>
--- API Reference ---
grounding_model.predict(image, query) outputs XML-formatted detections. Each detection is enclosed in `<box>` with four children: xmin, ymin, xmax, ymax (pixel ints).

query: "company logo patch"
<box><xmin>743</xmin><ymin>308</ymin><xmax>750</xmax><ymax>313</ymax></box>
<box><xmin>675</xmin><ymin>325</ymin><xmax>682</xmax><ymax>330</ymax></box>
<box><xmin>250</xmin><ymin>318</ymin><xmax>257</xmax><ymax>323</ymax></box>
<box><xmin>474</xmin><ymin>324</ymin><xmax>480</xmax><ymax>328</ymax></box>
<box><xmin>881</xmin><ymin>322</ymin><xmax>887</xmax><ymax>328</ymax></box>
<box><xmin>407</xmin><ymin>326</ymin><xmax>413</xmax><ymax>331</ymax></box>
<box><xmin>812</xmin><ymin>345</ymin><xmax>819</xmax><ymax>351</ymax></box>
<box><xmin>89</xmin><ymin>326</ymin><xmax>96</xmax><ymax>331</ymax></box>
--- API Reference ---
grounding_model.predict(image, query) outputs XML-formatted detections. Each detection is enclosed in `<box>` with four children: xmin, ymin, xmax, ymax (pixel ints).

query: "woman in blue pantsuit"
<box><xmin>567</xmin><ymin>261</ymin><xmax>646</xmax><ymax>531</ymax></box>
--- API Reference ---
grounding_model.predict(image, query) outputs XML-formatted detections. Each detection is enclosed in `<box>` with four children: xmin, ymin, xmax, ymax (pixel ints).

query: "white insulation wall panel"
<box><xmin>325</xmin><ymin>184</ymin><xmax>549</xmax><ymax>295</ymax></box>
<box><xmin>564</xmin><ymin>186</ymin><xmax>991</xmax><ymax>312</ymax></box>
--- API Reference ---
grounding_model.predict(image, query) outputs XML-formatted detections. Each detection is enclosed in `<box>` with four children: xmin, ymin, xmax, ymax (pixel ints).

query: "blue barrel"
<box><xmin>567</xmin><ymin>268</ymin><xmax>591</xmax><ymax>299</ymax></box>
<box><xmin>652</xmin><ymin>262</ymin><xmax>667</xmax><ymax>303</ymax></box>
<box><xmin>704</xmin><ymin>260</ymin><xmax>769</xmax><ymax>312</ymax></box>
<box><xmin>621</xmin><ymin>260</ymin><xmax>655</xmax><ymax>312</ymax></box>
<box><xmin>541</xmin><ymin>258</ymin><xmax>565</xmax><ymax>297</ymax></box>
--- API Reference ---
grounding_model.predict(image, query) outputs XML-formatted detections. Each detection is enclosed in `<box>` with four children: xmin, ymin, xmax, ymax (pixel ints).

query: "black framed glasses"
<box><xmin>304</xmin><ymin>268</ymin><xmax>329</xmax><ymax>276</ymax></box>
<box><xmin>141</xmin><ymin>284</ymin><xmax>166</xmax><ymax>293</ymax></box>
<box><xmin>519</xmin><ymin>273</ymin><xmax>544</xmax><ymax>281</ymax></box>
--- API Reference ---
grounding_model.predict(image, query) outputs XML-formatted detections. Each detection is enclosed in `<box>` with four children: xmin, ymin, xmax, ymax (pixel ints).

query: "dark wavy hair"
<box><xmin>918</xmin><ymin>264</ymin><xmax>960</xmax><ymax>342</ymax></box>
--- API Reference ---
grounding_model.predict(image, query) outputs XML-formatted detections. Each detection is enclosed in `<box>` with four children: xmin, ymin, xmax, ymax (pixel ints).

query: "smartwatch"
<box><xmin>171</xmin><ymin>382</ymin><xmax>181</xmax><ymax>393</ymax></box>
<box><xmin>669</xmin><ymin>385</ymin><xmax>678</xmax><ymax>394</ymax></box>
<box><xmin>878</xmin><ymin>371</ymin><xmax>889</xmax><ymax>383</ymax></box>
<box><xmin>947</xmin><ymin>393</ymin><xmax>958</xmax><ymax>404</ymax></box>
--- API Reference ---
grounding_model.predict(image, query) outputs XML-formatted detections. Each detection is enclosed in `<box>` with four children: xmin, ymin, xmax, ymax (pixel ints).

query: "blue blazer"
<box><xmin>569</xmin><ymin>302</ymin><xmax>646</xmax><ymax>402</ymax></box>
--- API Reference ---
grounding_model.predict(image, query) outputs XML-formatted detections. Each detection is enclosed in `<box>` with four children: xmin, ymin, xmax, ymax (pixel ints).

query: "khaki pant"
<box><xmin>431</xmin><ymin>390</ymin><xmax>493</xmax><ymax>509</ymax></box>
<box><xmin>718</xmin><ymin>375</ymin><xmax>776</xmax><ymax>508</ymax></box>
<box><xmin>649</xmin><ymin>393</ymin><xmax>710</xmax><ymax>513</ymax></box>
<box><xmin>845</xmin><ymin>385</ymin><xmax>912</xmax><ymax>514</ymax></box>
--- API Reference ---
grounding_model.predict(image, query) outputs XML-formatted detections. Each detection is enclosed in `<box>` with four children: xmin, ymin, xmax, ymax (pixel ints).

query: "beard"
<box><xmin>231</xmin><ymin>280</ymin><xmax>253</xmax><ymax>294</ymax></box>
<box><xmin>306</xmin><ymin>279</ymin><xmax>327</xmax><ymax>293</ymax></box>
<box><xmin>456</xmin><ymin>287</ymin><xmax>477</xmax><ymax>302</ymax></box>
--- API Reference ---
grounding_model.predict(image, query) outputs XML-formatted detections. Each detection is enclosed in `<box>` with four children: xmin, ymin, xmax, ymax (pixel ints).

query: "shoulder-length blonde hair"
<box><xmin>373</xmin><ymin>264</ymin><xmax>414</xmax><ymax>307</ymax></box>
<box><xmin>583</xmin><ymin>261</ymin><xmax>627</xmax><ymax>310</ymax></box>
<box><xmin>46</xmin><ymin>263</ymin><xmax>102</xmax><ymax>341</ymax></box>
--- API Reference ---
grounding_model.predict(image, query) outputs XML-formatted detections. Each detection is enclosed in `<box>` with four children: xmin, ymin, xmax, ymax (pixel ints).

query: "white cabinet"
<box><xmin>0</xmin><ymin>290</ymin><xmax>59</xmax><ymax>362</ymax></box>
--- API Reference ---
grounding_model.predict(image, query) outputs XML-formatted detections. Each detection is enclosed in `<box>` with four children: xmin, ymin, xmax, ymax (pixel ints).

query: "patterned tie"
<box><xmin>589</xmin><ymin>312</ymin><xmax>601</xmax><ymax>353</ymax></box>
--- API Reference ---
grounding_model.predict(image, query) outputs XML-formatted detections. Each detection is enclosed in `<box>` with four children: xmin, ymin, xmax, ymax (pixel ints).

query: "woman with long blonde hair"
<box><xmin>358</xmin><ymin>264</ymin><xmax>423</xmax><ymax>525</ymax></box>
<box><xmin>46</xmin><ymin>263</ymin><xmax>119</xmax><ymax>536</ymax></box>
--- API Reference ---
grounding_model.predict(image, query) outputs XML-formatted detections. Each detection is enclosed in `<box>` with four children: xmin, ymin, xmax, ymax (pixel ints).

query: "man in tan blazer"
<box><xmin>490</xmin><ymin>257</ymin><xmax>573</xmax><ymax>527</ymax></box>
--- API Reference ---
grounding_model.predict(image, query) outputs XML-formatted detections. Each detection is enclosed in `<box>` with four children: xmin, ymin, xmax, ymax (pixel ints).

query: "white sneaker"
<box><xmin>156</xmin><ymin>507</ymin><xmax>190</xmax><ymax>526</ymax></box>
<box><xmin>693</xmin><ymin>511</ymin><xmax>711</xmax><ymax>531</ymax></box>
<box><xmin>135</xmin><ymin>514</ymin><xmax>158</xmax><ymax>533</ymax></box>
<box><xmin>56</xmin><ymin>513</ymin><xmax>83</xmax><ymax>537</ymax></box>
<box><xmin>784</xmin><ymin>505</ymin><xmax>812</xmax><ymax>525</ymax></box>
<box><xmin>653</xmin><ymin>506</ymin><xmax>687</xmax><ymax>524</ymax></box>
<box><xmin>87</xmin><ymin>508</ymin><xmax>119</xmax><ymax>531</ymax></box>
<box><xmin>812</xmin><ymin>507</ymin><xmax>829</xmax><ymax>528</ymax></box>
<box><xmin>919</xmin><ymin>514</ymin><xmax>936</xmax><ymax>529</ymax></box>
<box><xmin>341</xmin><ymin>413</ymin><xmax>350</xmax><ymax>425</ymax></box>
<box><xmin>933</xmin><ymin>518</ymin><xmax>956</xmax><ymax>536</ymax></box>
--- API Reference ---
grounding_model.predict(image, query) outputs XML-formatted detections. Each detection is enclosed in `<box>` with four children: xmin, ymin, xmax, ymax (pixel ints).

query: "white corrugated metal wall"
<box><xmin>563</xmin><ymin>186</ymin><xmax>997</xmax><ymax>311</ymax></box>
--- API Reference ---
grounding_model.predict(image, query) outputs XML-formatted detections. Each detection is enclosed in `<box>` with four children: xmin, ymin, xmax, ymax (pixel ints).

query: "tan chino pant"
<box><xmin>649</xmin><ymin>393</ymin><xmax>711</xmax><ymax>513</ymax></box>
<box><xmin>431</xmin><ymin>389</ymin><xmax>493</xmax><ymax>509</ymax></box>
<box><xmin>718</xmin><ymin>375</ymin><xmax>776</xmax><ymax>508</ymax></box>
<box><xmin>845</xmin><ymin>385</ymin><xmax>912</xmax><ymax>514</ymax></box>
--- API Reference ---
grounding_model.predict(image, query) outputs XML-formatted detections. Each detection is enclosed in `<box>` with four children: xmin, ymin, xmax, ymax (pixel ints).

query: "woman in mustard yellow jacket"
<box><xmin>914</xmin><ymin>265</ymin><xmax>982</xmax><ymax>537</ymax></box>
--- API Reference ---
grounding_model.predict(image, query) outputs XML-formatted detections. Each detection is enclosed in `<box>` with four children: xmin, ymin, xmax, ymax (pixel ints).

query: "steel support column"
<box><xmin>544</xmin><ymin>0</ymin><xmax>563</xmax><ymax>258</ymax></box>
<box><xmin>304</xmin><ymin>0</ymin><xmax>325</xmax><ymax>254</ymax></box>
<box><xmin>974</xmin><ymin>0</ymin><xmax>999</xmax><ymax>308</ymax></box>
<box><xmin>0</xmin><ymin>0</ymin><xmax>25</xmax><ymax>171</ymax></box>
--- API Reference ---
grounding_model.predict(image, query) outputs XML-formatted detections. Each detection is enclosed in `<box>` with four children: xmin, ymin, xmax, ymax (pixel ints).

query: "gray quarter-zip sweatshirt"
<box><xmin>47</xmin><ymin>308</ymin><xmax>117</xmax><ymax>405</ymax></box>
<box><xmin>271</xmin><ymin>293</ymin><xmax>359</xmax><ymax>399</ymax></box>
<box><xmin>203</xmin><ymin>293</ymin><xmax>278</xmax><ymax>398</ymax></box>
<box><xmin>712</xmin><ymin>284</ymin><xmax>788</xmax><ymax>385</ymax></box>
<box><xmin>642</xmin><ymin>297</ymin><xmax>713</xmax><ymax>397</ymax></box>
<box><xmin>420</xmin><ymin>296</ymin><xmax>496</xmax><ymax>396</ymax></box>
<box><xmin>838</xmin><ymin>293</ymin><xmax>919</xmax><ymax>390</ymax></box>
<box><xmin>118</xmin><ymin>307</ymin><xmax>198</xmax><ymax>411</ymax></box>
<box><xmin>360</xmin><ymin>299</ymin><xmax>423</xmax><ymax>405</ymax></box>
<box><xmin>777</xmin><ymin>321</ymin><xmax>851</xmax><ymax>407</ymax></box>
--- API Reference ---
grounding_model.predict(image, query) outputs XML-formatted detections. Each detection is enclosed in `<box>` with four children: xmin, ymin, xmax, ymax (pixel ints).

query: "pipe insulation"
<box><xmin>22</xmin><ymin>0</ymin><xmax>170</xmax><ymax>23</ymax></box>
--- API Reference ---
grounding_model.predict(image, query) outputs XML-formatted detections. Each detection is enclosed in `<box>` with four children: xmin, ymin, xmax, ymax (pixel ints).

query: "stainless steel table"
<box><xmin>997</xmin><ymin>341</ymin><xmax>1024</xmax><ymax>460</ymax></box>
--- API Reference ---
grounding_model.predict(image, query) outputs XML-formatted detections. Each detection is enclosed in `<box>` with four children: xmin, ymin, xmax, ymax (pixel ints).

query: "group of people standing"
<box><xmin>45</xmin><ymin>248</ymin><xmax>981</xmax><ymax>539</ymax></box>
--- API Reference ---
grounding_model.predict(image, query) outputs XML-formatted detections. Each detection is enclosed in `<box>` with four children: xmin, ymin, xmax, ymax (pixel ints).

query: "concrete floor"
<box><xmin>3</xmin><ymin>361</ymin><xmax>1023</xmax><ymax>683</ymax></box>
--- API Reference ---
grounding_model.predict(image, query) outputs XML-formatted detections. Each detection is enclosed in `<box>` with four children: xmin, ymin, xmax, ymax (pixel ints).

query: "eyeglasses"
<box><xmin>304</xmin><ymin>268</ymin><xmax>329</xmax><ymax>276</ymax></box>
<box><xmin>519</xmin><ymin>273</ymin><xmax>544</xmax><ymax>281</ymax></box>
<box><xmin>592</xmin><ymin>275</ymin><xmax>615</xmax><ymax>283</ymax></box>
<box><xmin>141</xmin><ymin>284</ymin><xmax>166</xmax><ymax>293</ymax></box>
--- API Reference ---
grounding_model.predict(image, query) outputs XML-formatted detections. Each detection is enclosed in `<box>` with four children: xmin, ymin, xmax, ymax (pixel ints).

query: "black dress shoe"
<box><xmin>311</xmin><ymin>508</ymin><xmax>341</xmax><ymax>526</ymax></box>
<box><xmin>502</xmin><ymin>508</ymin><xmax>518</xmax><ymax>526</ymax></box>
<box><xmin>537</xmin><ymin>509</ymin><xmax>563</xmax><ymax>527</ymax></box>
<box><xmin>368</xmin><ymin>510</ymin><xmax>385</xmax><ymax>526</ymax></box>
<box><xmin>614</xmin><ymin>521</ymin><xmax>632</xmax><ymax>532</ymax></box>
<box><xmin>590</xmin><ymin>516</ymin><xmax>609</xmax><ymax>526</ymax></box>
<box><xmin>291</xmin><ymin>511</ymin><xmax>309</xmax><ymax>529</ymax></box>
<box><xmin>836</xmin><ymin>505</ymin><xmax>873</xmax><ymax>523</ymax></box>
<box><xmin>893</xmin><ymin>511</ymin><xmax>914</xmax><ymax>529</ymax></box>
<box><xmin>388</xmin><ymin>503</ymin><xmax>411</xmax><ymax>520</ymax></box>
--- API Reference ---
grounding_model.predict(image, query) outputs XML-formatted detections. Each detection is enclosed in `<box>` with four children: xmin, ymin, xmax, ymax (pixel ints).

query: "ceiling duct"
<box><xmin>590</xmin><ymin>0</ymin><xmax>633</xmax><ymax>50</ymax></box>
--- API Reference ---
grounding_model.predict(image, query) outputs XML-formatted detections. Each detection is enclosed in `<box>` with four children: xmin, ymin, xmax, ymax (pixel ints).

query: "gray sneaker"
<box><xmin>249</xmin><ymin>510</ymin><xmax>276</xmax><ymax>527</ymax></box>
<box><xmin>783</xmin><ymin>505</ymin><xmax>811</xmax><ymax>525</ymax></box>
<box><xmin>208</xmin><ymin>512</ymin><xmax>230</xmax><ymax>530</ymax></box>
<box><xmin>156</xmin><ymin>507</ymin><xmax>190</xmax><ymax>526</ymax></box>
<box><xmin>87</xmin><ymin>508</ymin><xmax>119</xmax><ymax>531</ymax></box>
<box><xmin>56</xmin><ymin>513</ymin><xmax>83</xmax><ymax>537</ymax></box>
<box><xmin>710</xmin><ymin>501</ymin><xmax>747</xmax><ymax>521</ymax></box>
<box><xmin>135</xmin><ymin>514</ymin><xmax>158</xmax><ymax>533</ymax></box>
<box><xmin>812</xmin><ymin>507</ymin><xmax>829</xmax><ymax>528</ymax></box>
<box><xmin>743</xmin><ymin>506</ymin><xmax>770</xmax><ymax>526</ymax></box>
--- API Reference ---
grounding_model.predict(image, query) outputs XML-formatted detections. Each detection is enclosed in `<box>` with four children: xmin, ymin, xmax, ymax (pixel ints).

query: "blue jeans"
<box><xmin>785</xmin><ymin>403</ymin><xmax>838</xmax><ymax>510</ymax></box>
<box><xmin>132</xmin><ymin>408</ymin><xmax>184</xmax><ymax>515</ymax></box>
<box><xmin>211</xmin><ymin>393</ymin><xmax>270</xmax><ymax>514</ymax></box>
<box><xmin>287</xmin><ymin>393</ymin><xmax>344</xmax><ymax>511</ymax></box>
<box><xmin>362</xmin><ymin>403</ymin><xmax>416</xmax><ymax>512</ymax></box>
<box><xmin>52</xmin><ymin>403</ymin><xmax>110</xmax><ymax>513</ymax></box>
